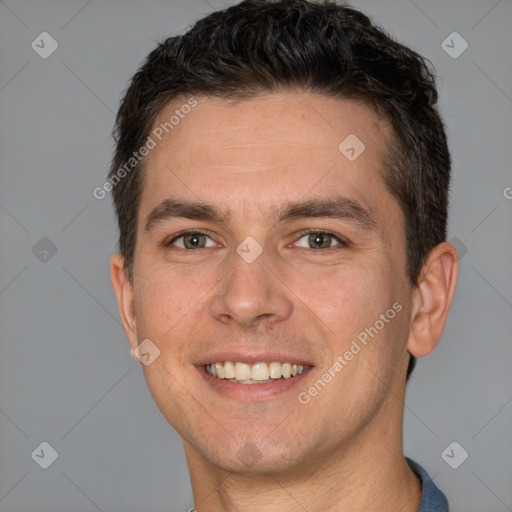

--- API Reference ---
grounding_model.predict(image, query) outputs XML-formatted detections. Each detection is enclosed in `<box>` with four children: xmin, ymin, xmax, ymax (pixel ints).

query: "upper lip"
<box><xmin>195</xmin><ymin>352</ymin><xmax>314</xmax><ymax>366</ymax></box>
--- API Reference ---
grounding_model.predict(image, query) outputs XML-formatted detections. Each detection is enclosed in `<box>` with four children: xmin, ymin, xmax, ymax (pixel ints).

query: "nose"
<box><xmin>209</xmin><ymin>248</ymin><xmax>294</xmax><ymax>328</ymax></box>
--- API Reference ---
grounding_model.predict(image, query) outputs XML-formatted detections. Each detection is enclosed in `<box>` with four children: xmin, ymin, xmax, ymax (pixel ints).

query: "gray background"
<box><xmin>0</xmin><ymin>0</ymin><xmax>511</xmax><ymax>511</ymax></box>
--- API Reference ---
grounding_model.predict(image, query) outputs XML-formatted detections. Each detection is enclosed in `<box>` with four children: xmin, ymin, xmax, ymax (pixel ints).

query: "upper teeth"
<box><xmin>205</xmin><ymin>361</ymin><xmax>307</xmax><ymax>381</ymax></box>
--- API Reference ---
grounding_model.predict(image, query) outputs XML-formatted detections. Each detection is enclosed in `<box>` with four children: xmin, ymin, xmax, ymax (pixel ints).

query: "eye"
<box><xmin>167</xmin><ymin>231</ymin><xmax>217</xmax><ymax>249</ymax></box>
<box><xmin>294</xmin><ymin>231</ymin><xmax>347</xmax><ymax>250</ymax></box>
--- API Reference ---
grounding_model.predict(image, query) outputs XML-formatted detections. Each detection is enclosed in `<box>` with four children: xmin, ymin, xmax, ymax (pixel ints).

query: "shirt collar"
<box><xmin>406</xmin><ymin>457</ymin><xmax>449</xmax><ymax>512</ymax></box>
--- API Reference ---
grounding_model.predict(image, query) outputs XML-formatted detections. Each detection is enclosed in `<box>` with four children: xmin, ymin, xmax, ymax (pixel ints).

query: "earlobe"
<box><xmin>110</xmin><ymin>253</ymin><xmax>138</xmax><ymax>351</ymax></box>
<box><xmin>407</xmin><ymin>242</ymin><xmax>459</xmax><ymax>358</ymax></box>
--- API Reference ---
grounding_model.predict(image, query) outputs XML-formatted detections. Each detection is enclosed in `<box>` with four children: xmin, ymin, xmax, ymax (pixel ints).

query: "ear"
<box><xmin>110</xmin><ymin>253</ymin><xmax>138</xmax><ymax>354</ymax></box>
<box><xmin>407</xmin><ymin>242</ymin><xmax>459</xmax><ymax>358</ymax></box>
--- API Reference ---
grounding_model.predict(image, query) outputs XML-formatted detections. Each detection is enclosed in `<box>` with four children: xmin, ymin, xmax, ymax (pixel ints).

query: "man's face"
<box><xmin>128</xmin><ymin>92</ymin><xmax>414</xmax><ymax>473</ymax></box>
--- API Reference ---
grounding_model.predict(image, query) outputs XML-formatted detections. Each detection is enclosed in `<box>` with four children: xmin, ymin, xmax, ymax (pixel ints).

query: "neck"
<box><xmin>184</xmin><ymin>388</ymin><xmax>421</xmax><ymax>511</ymax></box>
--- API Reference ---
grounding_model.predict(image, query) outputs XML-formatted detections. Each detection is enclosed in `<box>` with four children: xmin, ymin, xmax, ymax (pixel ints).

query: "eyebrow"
<box><xmin>276</xmin><ymin>197</ymin><xmax>376</xmax><ymax>229</ymax></box>
<box><xmin>144</xmin><ymin>200</ymin><xmax>229</xmax><ymax>232</ymax></box>
<box><xmin>144</xmin><ymin>196</ymin><xmax>376</xmax><ymax>232</ymax></box>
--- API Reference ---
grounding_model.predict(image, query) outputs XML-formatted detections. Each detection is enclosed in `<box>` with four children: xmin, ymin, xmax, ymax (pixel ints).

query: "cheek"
<box><xmin>285</xmin><ymin>258</ymin><xmax>394</xmax><ymax>339</ymax></box>
<box><xmin>133</xmin><ymin>264</ymin><xmax>212</xmax><ymax>344</ymax></box>
<box><xmin>287</xmin><ymin>256</ymin><xmax>408</xmax><ymax>390</ymax></box>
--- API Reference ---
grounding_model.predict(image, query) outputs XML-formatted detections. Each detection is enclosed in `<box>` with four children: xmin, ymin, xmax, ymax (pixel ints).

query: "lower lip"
<box><xmin>197</xmin><ymin>365</ymin><xmax>314</xmax><ymax>401</ymax></box>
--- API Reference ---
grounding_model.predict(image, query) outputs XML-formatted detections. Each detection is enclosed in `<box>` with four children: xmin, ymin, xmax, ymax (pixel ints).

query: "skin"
<box><xmin>111</xmin><ymin>91</ymin><xmax>458</xmax><ymax>511</ymax></box>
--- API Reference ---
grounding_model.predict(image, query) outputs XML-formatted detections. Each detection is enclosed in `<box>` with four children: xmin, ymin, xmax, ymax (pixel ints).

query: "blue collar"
<box><xmin>406</xmin><ymin>458</ymin><xmax>449</xmax><ymax>511</ymax></box>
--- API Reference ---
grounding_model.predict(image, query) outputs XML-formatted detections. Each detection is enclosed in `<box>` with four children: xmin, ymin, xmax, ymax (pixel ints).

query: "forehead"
<box><xmin>150</xmin><ymin>92</ymin><xmax>387</xmax><ymax>166</ymax></box>
<box><xmin>140</xmin><ymin>92</ymin><xmax>395</xmax><ymax>221</ymax></box>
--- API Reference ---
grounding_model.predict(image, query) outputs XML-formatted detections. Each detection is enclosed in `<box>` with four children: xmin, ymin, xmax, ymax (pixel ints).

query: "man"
<box><xmin>109</xmin><ymin>1</ymin><xmax>458</xmax><ymax>510</ymax></box>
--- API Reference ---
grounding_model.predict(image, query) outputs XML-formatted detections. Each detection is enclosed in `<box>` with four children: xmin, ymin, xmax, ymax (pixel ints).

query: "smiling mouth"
<box><xmin>205</xmin><ymin>361</ymin><xmax>311</xmax><ymax>384</ymax></box>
